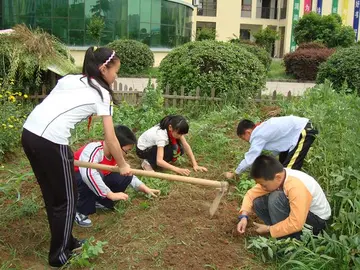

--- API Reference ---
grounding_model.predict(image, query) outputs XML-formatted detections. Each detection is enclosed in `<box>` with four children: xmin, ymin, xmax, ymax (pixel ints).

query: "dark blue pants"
<box><xmin>76</xmin><ymin>172</ymin><xmax>132</xmax><ymax>216</ymax></box>
<box><xmin>253</xmin><ymin>190</ymin><xmax>327</xmax><ymax>239</ymax></box>
<box><xmin>136</xmin><ymin>144</ymin><xmax>184</xmax><ymax>169</ymax></box>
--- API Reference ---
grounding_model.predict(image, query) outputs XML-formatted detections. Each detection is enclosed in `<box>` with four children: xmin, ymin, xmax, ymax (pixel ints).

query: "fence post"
<box><xmin>180</xmin><ymin>87</ymin><xmax>185</xmax><ymax>108</ymax></box>
<box><xmin>256</xmin><ymin>89</ymin><xmax>261</xmax><ymax>102</ymax></box>
<box><xmin>287</xmin><ymin>91</ymin><xmax>292</xmax><ymax>100</ymax></box>
<box><xmin>172</xmin><ymin>91</ymin><xmax>177</xmax><ymax>107</ymax></box>
<box><xmin>272</xmin><ymin>90</ymin><xmax>277</xmax><ymax>101</ymax></box>
<box><xmin>165</xmin><ymin>85</ymin><xmax>170</xmax><ymax>108</ymax></box>
<box><xmin>195</xmin><ymin>87</ymin><xmax>200</xmax><ymax>105</ymax></box>
<box><xmin>187</xmin><ymin>92</ymin><xmax>192</xmax><ymax>107</ymax></box>
<box><xmin>210</xmin><ymin>88</ymin><xmax>215</xmax><ymax>100</ymax></box>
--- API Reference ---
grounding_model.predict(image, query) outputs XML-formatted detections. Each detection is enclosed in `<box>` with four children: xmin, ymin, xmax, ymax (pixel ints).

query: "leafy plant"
<box><xmin>317</xmin><ymin>46</ymin><xmax>360</xmax><ymax>95</ymax></box>
<box><xmin>236</xmin><ymin>43</ymin><xmax>272</xmax><ymax>71</ymax></box>
<box><xmin>294</xmin><ymin>12</ymin><xmax>355</xmax><ymax>48</ymax></box>
<box><xmin>69</xmin><ymin>237</ymin><xmax>108</xmax><ymax>267</ymax></box>
<box><xmin>0</xmin><ymin>82</ymin><xmax>33</xmax><ymax>161</ymax></box>
<box><xmin>196</xmin><ymin>28</ymin><xmax>216</xmax><ymax>41</ymax></box>
<box><xmin>87</xmin><ymin>16</ymin><xmax>105</xmax><ymax>45</ymax></box>
<box><xmin>158</xmin><ymin>40</ymin><xmax>266</xmax><ymax>102</ymax></box>
<box><xmin>107</xmin><ymin>39</ymin><xmax>154</xmax><ymax>75</ymax></box>
<box><xmin>253</xmin><ymin>27</ymin><xmax>280</xmax><ymax>54</ymax></box>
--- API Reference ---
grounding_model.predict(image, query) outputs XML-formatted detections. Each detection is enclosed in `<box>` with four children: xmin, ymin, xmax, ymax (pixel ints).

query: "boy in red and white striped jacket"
<box><xmin>74</xmin><ymin>125</ymin><xmax>160</xmax><ymax>227</ymax></box>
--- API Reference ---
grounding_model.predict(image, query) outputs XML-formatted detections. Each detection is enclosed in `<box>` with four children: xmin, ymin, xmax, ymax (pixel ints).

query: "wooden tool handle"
<box><xmin>74</xmin><ymin>160</ymin><xmax>228</xmax><ymax>190</ymax></box>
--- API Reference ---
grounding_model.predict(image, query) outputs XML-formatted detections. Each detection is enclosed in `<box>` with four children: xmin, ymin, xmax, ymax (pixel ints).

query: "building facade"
<box><xmin>0</xmin><ymin>0</ymin><xmax>193</xmax><ymax>48</ymax></box>
<box><xmin>195</xmin><ymin>0</ymin><xmax>360</xmax><ymax>57</ymax></box>
<box><xmin>1</xmin><ymin>0</ymin><xmax>359</xmax><ymax>65</ymax></box>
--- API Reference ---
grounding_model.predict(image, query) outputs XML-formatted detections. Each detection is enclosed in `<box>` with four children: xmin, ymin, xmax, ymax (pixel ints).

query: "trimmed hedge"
<box><xmin>107</xmin><ymin>39</ymin><xmax>154</xmax><ymax>75</ymax></box>
<box><xmin>317</xmin><ymin>46</ymin><xmax>360</xmax><ymax>95</ymax></box>
<box><xmin>158</xmin><ymin>40</ymin><xmax>266</xmax><ymax>100</ymax></box>
<box><xmin>238</xmin><ymin>43</ymin><xmax>272</xmax><ymax>70</ymax></box>
<box><xmin>229</xmin><ymin>39</ymin><xmax>271</xmax><ymax>70</ymax></box>
<box><xmin>284</xmin><ymin>48</ymin><xmax>335</xmax><ymax>81</ymax></box>
<box><xmin>297</xmin><ymin>42</ymin><xmax>326</xmax><ymax>50</ymax></box>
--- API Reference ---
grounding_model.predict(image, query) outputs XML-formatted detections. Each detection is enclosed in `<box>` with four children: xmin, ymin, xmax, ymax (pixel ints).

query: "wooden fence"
<box><xmin>113</xmin><ymin>83</ymin><xmax>293</xmax><ymax>107</ymax></box>
<box><xmin>30</xmin><ymin>82</ymin><xmax>294</xmax><ymax>107</ymax></box>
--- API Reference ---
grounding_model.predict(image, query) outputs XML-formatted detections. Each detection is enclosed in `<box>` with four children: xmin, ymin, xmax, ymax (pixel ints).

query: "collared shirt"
<box><xmin>240</xmin><ymin>168</ymin><xmax>331</xmax><ymax>238</ymax></box>
<box><xmin>235</xmin><ymin>115</ymin><xmax>309</xmax><ymax>174</ymax></box>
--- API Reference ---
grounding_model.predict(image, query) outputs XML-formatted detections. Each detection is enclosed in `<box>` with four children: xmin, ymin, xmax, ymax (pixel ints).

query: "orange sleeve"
<box><xmin>240</xmin><ymin>184</ymin><xmax>270</xmax><ymax>213</ymax></box>
<box><xmin>269</xmin><ymin>179</ymin><xmax>313</xmax><ymax>238</ymax></box>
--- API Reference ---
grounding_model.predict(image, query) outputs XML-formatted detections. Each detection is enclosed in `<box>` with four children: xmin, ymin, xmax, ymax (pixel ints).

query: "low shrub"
<box><xmin>317</xmin><ymin>45</ymin><xmax>360</xmax><ymax>95</ymax></box>
<box><xmin>297</xmin><ymin>42</ymin><xmax>326</xmax><ymax>50</ymax></box>
<box><xmin>284</xmin><ymin>48</ymin><xmax>335</xmax><ymax>81</ymax></box>
<box><xmin>158</xmin><ymin>40</ymin><xmax>266</xmax><ymax>101</ymax></box>
<box><xmin>107</xmin><ymin>39</ymin><xmax>154</xmax><ymax>75</ymax></box>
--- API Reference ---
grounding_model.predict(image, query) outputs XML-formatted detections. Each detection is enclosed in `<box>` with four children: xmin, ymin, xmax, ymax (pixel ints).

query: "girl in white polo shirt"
<box><xmin>21</xmin><ymin>46</ymin><xmax>131</xmax><ymax>268</ymax></box>
<box><xmin>136</xmin><ymin>115</ymin><xmax>207</xmax><ymax>176</ymax></box>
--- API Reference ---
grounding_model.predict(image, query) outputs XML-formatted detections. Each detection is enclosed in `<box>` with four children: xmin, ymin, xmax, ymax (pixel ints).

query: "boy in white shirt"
<box><xmin>226</xmin><ymin>115</ymin><xmax>318</xmax><ymax>179</ymax></box>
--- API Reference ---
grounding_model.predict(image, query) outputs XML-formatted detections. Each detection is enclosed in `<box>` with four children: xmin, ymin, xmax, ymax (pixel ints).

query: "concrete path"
<box><xmin>115</xmin><ymin>78</ymin><xmax>315</xmax><ymax>96</ymax></box>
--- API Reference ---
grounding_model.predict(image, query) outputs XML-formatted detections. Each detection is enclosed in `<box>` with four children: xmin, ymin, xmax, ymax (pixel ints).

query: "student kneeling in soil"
<box><xmin>225</xmin><ymin>115</ymin><xmax>318</xmax><ymax>180</ymax></box>
<box><xmin>237</xmin><ymin>155</ymin><xmax>331</xmax><ymax>239</ymax></box>
<box><xmin>136</xmin><ymin>115</ymin><xmax>207</xmax><ymax>176</ymax></box>
<box><xmin>74</xmin><ymin>125</ymin><xmax>160</xmax><ymax>227</ymax></box>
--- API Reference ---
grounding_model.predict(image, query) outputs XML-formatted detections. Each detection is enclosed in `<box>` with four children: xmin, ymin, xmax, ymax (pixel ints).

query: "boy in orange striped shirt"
<box><xmin>237</xmin><ymin>155</ymin><xmax>331</xmax><ymax>239</ymax></box>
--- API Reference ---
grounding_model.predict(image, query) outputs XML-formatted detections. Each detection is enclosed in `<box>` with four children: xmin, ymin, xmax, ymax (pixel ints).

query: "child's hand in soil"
<box><xmin>144</xmin><ymin>188</ymin><xmax>161</xmax><ymax>198</ymax></box>
<box><xmin>225</xmin><ymin>172</ymin><xmax>235</xmax><ymax>179</ymax></box>
<box><xmin>253</xmin><ymin>222</ymin><xmax>270</xmax><ymax>235</ymax></box>
<box><xmin>107</xmin><ymin>191</ymin><xmax>129</xmax><ymax>201</ymax></box>
<box><xmin>193</xmin><ymin>165</ymin><xmax>208</xmax><ymax>172</ymax></box>
<box><xmin>237</xmin><ymin>218</ymin><xmax>248</xmax><ymax>234</ymax></box>
<box><xmin>176</xmin><ymin>167</ymin><xmax>191</xmax><ymax>176</ymax></box>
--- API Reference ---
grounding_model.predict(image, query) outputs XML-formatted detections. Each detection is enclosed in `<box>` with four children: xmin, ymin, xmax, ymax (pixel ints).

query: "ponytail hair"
<box><xmin>82</xmin><ymin>46</ymin><xmax>120</xmax><ymax>104</ymax></box>
<box><xmin>159</xmin><ymin>115</ymin><xmax>189</xmax><ymax>134</ymax></box>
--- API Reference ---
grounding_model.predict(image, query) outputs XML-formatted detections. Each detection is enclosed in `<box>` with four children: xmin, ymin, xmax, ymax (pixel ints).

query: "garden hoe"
<box><xmin>74</xmin><ymin>160</ymin><xmax>228</xmax><ymax>217</ymax></box>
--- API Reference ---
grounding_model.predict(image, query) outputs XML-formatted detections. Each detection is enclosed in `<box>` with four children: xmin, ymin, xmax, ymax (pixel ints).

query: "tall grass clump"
<box><xmin>247</xmin><ymin>81</ymin><xmax>360</xmax><ymax>269</ymax></box>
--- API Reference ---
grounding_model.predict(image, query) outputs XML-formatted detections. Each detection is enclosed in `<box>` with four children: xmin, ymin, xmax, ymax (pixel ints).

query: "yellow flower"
<box><xmin>5</xmin><ymin>91</ymin><xmax>11</xmax><ymax>95</ymax></box>
<box><xmin>18</xmin><ymin>92</ymin><xmax>22</xmax><ymax>96</ymax></box>
<box><xmin>7</xmin><ymin>118</ymin><xmax>11</xmax><ymax>122</ymax></box>
<box><xmin>1</xmin><ymin>124</ymin><xmax>6</xmax><ymax>127</ymax></box>
<box><xmin>8</xmin><ymin>125</ymin><xmax>14</xmax><ymax>128</ymax></box>
<box><xmin>0</xmin><ymin>94</ymin><xmax>2</xmax><ymax>98</ymax></box>
<box><xmin>24</xmin><ymin>94</ymin><xmax>28</xmax><ymax>99</ymax></box>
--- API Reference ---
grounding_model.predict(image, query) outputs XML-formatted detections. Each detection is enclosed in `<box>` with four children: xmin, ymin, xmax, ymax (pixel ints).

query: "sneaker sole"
<box><xmin>75</xmin><ymin>221</ymin><xmax>92</xmax><ymax>228</ymax></box>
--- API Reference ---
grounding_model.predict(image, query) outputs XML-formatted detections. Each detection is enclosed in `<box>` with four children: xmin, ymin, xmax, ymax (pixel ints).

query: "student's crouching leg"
<box><xmin>253</xmin><ymin>195</ymin><xmax>272</xmax><ymax>225</ymax></box>
<box><xmin>268</xmin><ymin>190</ymin><xmax>302</xmax><ymax>240</ymax></box>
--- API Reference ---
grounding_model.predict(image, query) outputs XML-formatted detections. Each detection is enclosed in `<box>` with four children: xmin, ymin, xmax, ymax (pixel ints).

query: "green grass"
<box><xmin>267</xmin><ymin>60</ymin><xmax>296</xmax><ymax>81</ymax></box>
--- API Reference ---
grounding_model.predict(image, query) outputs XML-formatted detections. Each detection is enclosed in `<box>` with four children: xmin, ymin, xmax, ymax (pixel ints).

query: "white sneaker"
<box><xmin>141</xmin><ymin>159</ymin><xmax>154</xmax><ymax>171</ymax></box>
<box><xmin>75</xmin><ymin>212</ymin><xmax>92</xmax><ymax>227</ymax></box>
<box><xmin>95</xmin><ymin>202</ymin><xmax>109</xmax><ymax>210</ymax></box>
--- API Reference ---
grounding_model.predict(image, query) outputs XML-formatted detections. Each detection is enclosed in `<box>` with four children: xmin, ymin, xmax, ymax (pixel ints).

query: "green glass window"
<box><xmin>69</xmin><ymin>29</ymin><xmax>84</xmax><ymax>45</ymax></box>
<box><xmin>1</xmin><ymin>0</ymin><xmax>193</xmax><ymax>48</ymax></box>
<box><xmin>69</xmin><ymin>18</ymin><xmax>84</xmax><ymax>30</ymax></box>
<box><xmin>140</xmin><ymin>0</ymin><xmax>151</xmax><ymax>23</ymax></box>
<box><xmin>53</xmin><ymin>17</ymin><xmax>68</xmax><ymax>43</ymax></box>
<box><xmin>36</xmin><ymin>17</ymin><xmax>51</xmax><ymax>32</ymax></box>
<box><xmin>69</xmin><ymin>0</ymin><xmax>84</xmax><ymax>18</ymax></box>
<box><xmin>53</xmin><ymin>0</ymin><xmax>68</xmax><ymax>17</ymax></box>
<box><xmin>36</xmin><ymin>1</ymin><xmax>51</xmax><ymax>17</ymax></box>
